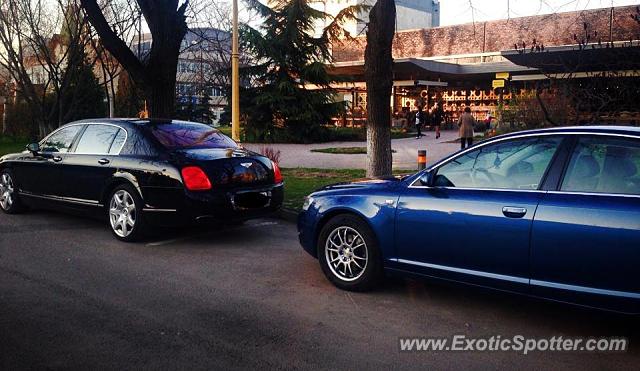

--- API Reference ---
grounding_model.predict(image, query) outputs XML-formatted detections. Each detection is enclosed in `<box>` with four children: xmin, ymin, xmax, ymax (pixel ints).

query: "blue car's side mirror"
<box><xmin>419</xmin><ymin>171</ymin><xmax>434</xmax><ymax>187</ymax></box>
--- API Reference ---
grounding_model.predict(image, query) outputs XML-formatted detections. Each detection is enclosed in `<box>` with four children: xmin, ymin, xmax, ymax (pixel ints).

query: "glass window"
<box><xmin>42</xmin><ymin>125</ymin><xmax>83</xmax><ymax>153</ymax></box>
<box><xmin>108</xmin><ymin>129</ymin><xmax>127</xmax><ymax>155</ymax></box>
<box><xmin>75</xmin><ymin>125</ymin><xmax>120</xmax><ymax>154</ymax></box>
<box><xmin>149</xmin><ymin>122</ymin><xmax>238</xmax><ymax>150</ymax></box>
<box><xmin>561</xmin><ymin>136</ymin><xmax>640</xmax><ymax>195</ymax></box>
<box><xmin>434</xmin><ymin>136</ymin><xmax>563</xmax><ymax>190</ymax></box>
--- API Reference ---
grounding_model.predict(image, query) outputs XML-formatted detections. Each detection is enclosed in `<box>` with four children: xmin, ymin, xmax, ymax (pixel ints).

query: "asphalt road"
<box><xmin>1</xmin><ymin>210</ymin><xmax>639</xmax><ymax>370</ymax></box>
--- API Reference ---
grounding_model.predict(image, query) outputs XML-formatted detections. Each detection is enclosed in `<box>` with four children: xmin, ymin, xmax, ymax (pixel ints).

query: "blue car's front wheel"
<box><xmin>317</xmin><ymin>214</ymin><xmax>383</xmax><ymax>291</ymax></box>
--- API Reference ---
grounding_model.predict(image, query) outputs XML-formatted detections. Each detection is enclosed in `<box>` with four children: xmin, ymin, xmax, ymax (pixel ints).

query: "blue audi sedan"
<box><xmin>298</xmin><ymin>126</ymin><xmax>640</xmax><ymax>313</ymax></box>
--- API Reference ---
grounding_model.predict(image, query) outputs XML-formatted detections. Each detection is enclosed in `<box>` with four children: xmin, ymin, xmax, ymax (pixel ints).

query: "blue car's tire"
<box><xmin>317</xmin><ymin>214</ymin><xmax>383</xmax><ymax>291</ymax></box>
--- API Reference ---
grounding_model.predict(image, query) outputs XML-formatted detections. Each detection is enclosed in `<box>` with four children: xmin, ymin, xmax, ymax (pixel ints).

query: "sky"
<box><xmin>440</xmin><ymin>0</ymin><xmax>640</xmax><ymax>26</ymax></box>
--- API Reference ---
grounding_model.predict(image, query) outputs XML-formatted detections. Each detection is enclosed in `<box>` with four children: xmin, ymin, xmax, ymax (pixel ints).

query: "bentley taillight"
<box><xmin>272</xmin><ymin>161</ymin><xmax>283</xmax><ymax>184</ymax></box>
<box><xmin>181</xmin><ymin>166</ymin><xmax>212</xmax><ymax>191</ymax></box>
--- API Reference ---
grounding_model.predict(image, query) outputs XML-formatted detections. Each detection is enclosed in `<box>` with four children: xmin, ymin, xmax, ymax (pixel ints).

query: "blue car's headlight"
<box><xmin>302</xmin><ymin>196</ymin><xmax>315</xmax><ymax>211</ymax></box>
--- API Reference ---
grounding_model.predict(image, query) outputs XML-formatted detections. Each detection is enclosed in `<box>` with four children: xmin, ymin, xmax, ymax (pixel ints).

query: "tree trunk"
<box><xmin>81</xmin><ymin>0</ymin><xmax>188</xmax><ymax>119</ymax></box>
<box><xmin>364</xmin><ymin>0</ymin><xmax>395</xmax><ymax>178</ymax></box>
<box><xmin>144</xmin><ymin>58</ymin><xmax>180</xmax><ymax>119</ymax></box>
<box><xmin>146</xmin><ymin>79</ymin><xmax>178</xmax><ymax>119</ymax></box>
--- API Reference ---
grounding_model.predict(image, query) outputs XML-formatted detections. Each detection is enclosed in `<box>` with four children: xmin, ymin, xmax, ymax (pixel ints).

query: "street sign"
<box><xmin>492</xmin><ymin>79</ymin><xmax>505</xmax><ymax>88</ymax></box>
<box><xmin>496</xmin><ymin>72</ymin><xmax>510</xmax><ymax>80</ymax></box>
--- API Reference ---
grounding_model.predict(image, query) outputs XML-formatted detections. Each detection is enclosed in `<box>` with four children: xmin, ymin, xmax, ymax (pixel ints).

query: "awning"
<box><xmin>328</xmin><ymin>57</ymin><xmax>536</xmax><ymax>82</ymax></box>
<box><xmin>304</xmin><ymin>80</ymin><xmax>447</xmax><ymax>91</ymax></box>
<box><xmin>502</xmin><ymin>42</ymin><xmax>640</xmax><ymax>74</ymax></box>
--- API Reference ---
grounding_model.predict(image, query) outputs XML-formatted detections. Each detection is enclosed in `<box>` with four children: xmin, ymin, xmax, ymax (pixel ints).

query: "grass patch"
<box><xmin>390</xmin><ymin>129</ymin><xmax>416</xmax><ymax>140</ymax></box>
<box><xmin>311</xmin><ymin>147</ymin><xmax>396</xmax><ymax>155</ymax></box>
<box><xmin>0</xmin><ymin>136</ymin><xmax>28</xmax><ymax>156</ymax></box>
<box><xmin>282</xmin><ymin>168</ymin><xmax>366</xmax><ymax>210</ymax></box>
<box><xmin>314</xmin><ymin>127</ymin><xmax>415</xmax><ymax>142</ymax></box>
<box><xmin>216</xmin><ymin>125</ymin><xmax>414</xmax><ymax>143</ymax></box>
<box><xmin>282</xmin><ymin>167</ymin><xmax>414</xmax><ymax>211</ymax></box>
<box><xmin>329</xmin><ymin>127</ymin><xmax>416</xmax><ymax>141</ymax></box>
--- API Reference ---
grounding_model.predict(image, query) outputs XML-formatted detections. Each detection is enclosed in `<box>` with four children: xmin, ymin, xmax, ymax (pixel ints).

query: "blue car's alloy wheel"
<box><xmin>318</xmin><ymin>214</ymin><xmax>383</xmax><ymax>291</ymax></box>
<box><xmin>325</xmin><ymin>226</ymin><xmax>368</xmax><ymax>282</ymax></box>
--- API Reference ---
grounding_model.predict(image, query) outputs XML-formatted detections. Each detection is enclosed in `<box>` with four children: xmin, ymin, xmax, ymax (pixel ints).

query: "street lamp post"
<box><xmin>231</xmin><ymin>0</ymin><xmax>240</xmax><ymax>142</ymax></box>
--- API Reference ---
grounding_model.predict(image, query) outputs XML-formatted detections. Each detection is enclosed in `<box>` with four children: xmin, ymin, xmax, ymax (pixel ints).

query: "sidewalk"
<box><xmin>243</xmin><ymin>129</ymin><xmax>462</xmax><ymax>170</ymax></box>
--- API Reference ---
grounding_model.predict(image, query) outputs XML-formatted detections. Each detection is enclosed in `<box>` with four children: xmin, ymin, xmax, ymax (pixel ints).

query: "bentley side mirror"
<box><xmin>26</xmin><ymin>142</ymin><xmax>40</xmax><ymax>154</ymax></box>
<box><xmin>419</xmin><ymin>171</ymin><xmax>434</xmax><ymax>187</ymax></box>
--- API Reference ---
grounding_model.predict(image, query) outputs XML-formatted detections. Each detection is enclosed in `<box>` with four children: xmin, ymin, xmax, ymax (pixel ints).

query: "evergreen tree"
<box><xmin>59</xmin><ymin>51</ymin><xmax>106</xmax><ymax>122</ymax></box>
<box><xmin>176</xmin><ymin>95</ymin><xmax>197</xmax><ymax>122</ymax></box>
<box><xmin>195</xmin><ymin>87</ymin><xmax>214</xmax><ymax>124</ymax></box>
<box><xmin>241</xmin><ymin>0</ymin><xmax>361</xmax><ymax>143</ymax></box>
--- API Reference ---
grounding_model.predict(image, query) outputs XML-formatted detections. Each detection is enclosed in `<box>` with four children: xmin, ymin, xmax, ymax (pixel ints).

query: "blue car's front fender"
<box><xmin>297</xmin><ymin>192</ymin><xmax>400</xmax><ymax>260</ymax></box>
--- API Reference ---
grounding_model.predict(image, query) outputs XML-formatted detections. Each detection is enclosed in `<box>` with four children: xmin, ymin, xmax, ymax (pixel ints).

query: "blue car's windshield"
<box><xmin>150</xmin><ymin>122</ymin><xmax>238</xmax><ymax>150</ymax></box>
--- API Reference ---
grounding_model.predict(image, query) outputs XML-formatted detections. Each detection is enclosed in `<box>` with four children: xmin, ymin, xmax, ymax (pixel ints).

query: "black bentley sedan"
<box><xmin>0</xmin><ymin>119</ymin><xmax>284</xmax><ymax>241</ymax></box>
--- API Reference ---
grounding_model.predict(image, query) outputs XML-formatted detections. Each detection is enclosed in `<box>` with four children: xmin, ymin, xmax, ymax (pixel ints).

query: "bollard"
<box><xmin>418</xmin><ymin>149</ymin><xmax>427</xmax><ymax>170</ymax></box>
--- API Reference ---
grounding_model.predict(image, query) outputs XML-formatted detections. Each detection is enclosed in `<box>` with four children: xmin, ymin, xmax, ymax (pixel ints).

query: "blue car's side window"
<box><xmin>434</xmin><ymin>137</ymin><xmax>563</xmax><ymax>190</ymax></box>
<box><xmin>561</xmin><ymin>136</ymin><xmax>640</xmax><ymax>196</ymax></box>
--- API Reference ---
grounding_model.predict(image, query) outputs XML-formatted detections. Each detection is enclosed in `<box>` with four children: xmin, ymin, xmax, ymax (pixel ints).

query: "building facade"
<box><xmin>326</xmin><ymin>5</ymin><xmax>640</xmax><ymax>127</ymax></box>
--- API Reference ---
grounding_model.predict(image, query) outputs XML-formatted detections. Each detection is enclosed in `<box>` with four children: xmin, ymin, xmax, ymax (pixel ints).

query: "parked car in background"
<box><xmin>298</xmin><ymin>126</ymin><xmax>640</xmax><ymax>314</ymax></box>
<box><xmin>0</xmin><ymin>119</ymin><xmax>284</xmax><ymax>241</ymax></box>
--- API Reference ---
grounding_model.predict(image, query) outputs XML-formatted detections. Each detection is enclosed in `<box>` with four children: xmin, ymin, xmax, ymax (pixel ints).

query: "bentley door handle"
<box><xmin>98</xmin><ymin>158</ymin><xmax>110</xmax><ymax>165</ymax></box>
<box><xmin>502</xmin><ymin>206</ymin><xmax>527</xmax><ymax>218</ymax></box>
<box><xmin>52</xmin><ymin>156</ymin><xmax>63</xmax><ymax>162</ymax></box>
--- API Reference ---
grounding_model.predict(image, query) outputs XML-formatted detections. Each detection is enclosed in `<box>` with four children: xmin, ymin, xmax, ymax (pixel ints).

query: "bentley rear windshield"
<box><xmin>149</xmin><ymin>122</ymin><xmax>238</xmax><ymax>150</ymax></box>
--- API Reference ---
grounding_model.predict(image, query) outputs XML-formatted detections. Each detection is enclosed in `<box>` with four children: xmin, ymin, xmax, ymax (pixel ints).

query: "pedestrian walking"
<box><xmin>458</xmin><ymin>107</ymin><xmax>476</xmax><ymax>150</ymax></box>
<box><xmin>430</xmin><ymin>102</ymin><xmax>443</xmax><ymax>139</ymax></box>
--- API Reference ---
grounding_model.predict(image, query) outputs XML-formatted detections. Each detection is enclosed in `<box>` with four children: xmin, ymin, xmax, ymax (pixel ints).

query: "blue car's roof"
<box><xmin>494</xmin><ymin>126</ymin><xmax>640</xmax><ymax>140</ymax></box>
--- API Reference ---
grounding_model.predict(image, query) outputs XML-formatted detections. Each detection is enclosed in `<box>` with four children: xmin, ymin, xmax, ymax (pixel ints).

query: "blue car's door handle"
<box><xmin>502</xmin><ymin>206</ymin><xmax>527</xmax><ymax>218</ymax></box>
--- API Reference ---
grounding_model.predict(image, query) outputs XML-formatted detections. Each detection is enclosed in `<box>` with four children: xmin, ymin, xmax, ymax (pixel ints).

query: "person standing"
<box><xmin>458</xmin><ymin>107</ymin><xmax>476</xmax><ymax>150</ymax></box>
<box><xmin>415</xmin><ymin>106</ymin><xmax>425</xmax><ymax>139</ymax></box>
<box><xmin>431</xmin><ymin>102</ymin><xmax>443</xmax><ymax>139</ymax></box>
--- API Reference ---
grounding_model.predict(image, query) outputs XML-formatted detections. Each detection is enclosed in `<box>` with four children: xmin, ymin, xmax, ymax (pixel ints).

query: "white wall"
<box><xmin>396</xmin><ymin>5</ymin><xmax>435</xmax><ymax>30</ymax></box>
<box><xmin>310</xmin><ymin>0</ymin><xmax>439</xmax><ymax>36</ymax></box>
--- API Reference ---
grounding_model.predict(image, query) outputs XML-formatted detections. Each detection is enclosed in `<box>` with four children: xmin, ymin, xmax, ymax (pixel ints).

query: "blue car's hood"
<box><xmin>317</xmin><ymin>177</ymin><xmax>403</xmax><ymax>192</ymax></box>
